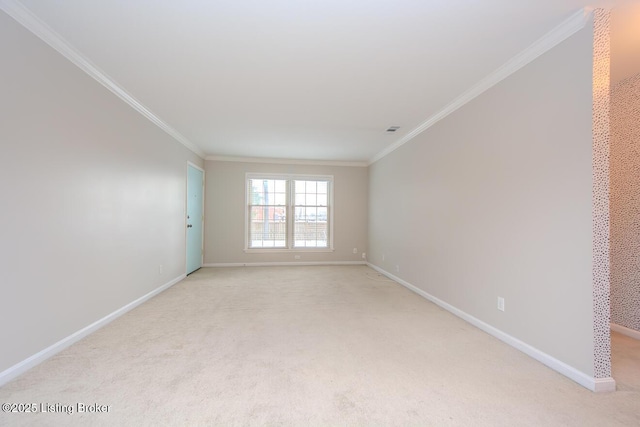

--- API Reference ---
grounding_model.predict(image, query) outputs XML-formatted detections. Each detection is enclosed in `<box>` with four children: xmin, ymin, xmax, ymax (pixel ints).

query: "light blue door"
<box><xmin>186</xmin><ymin>164</ymin><xmax>204</xmax><ymax>275</ymax></box>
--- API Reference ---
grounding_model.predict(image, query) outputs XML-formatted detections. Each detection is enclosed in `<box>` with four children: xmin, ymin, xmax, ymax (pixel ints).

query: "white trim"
<box><xmin>203</xmin><ymin>261</ymin><xmax>366</xmax><ymax>267</ymax></box>
<box><xmin>245</xmin><ymin>173</ymin><xmax>335</xmax><ymax>252</ymax></box>
<box><xmin>187</xmin><ymin>161</ymin><xmax>205</xmax><ymax>173</ymax></box>
<box><xmin>207</xmin><ymin>155</ymin><xmax>368</xmax><ymax>167</ymax></box>
<box><xmin>593</xmin><ymin>377</ymin><xmax>617</xmax><ymax>393</ymax></box>
<box><xmin>369</xmin><ymin>8</ymin><xmax>593</xmax><ymax>165</ymax></box>
<box><xmin>0</xmin><ymin>274</ymin><xmax>185</xmax><ymax>387</ymax></box>
<box><xmin>246</xmin><ymin>172</ymin><xmax>334</xmax><ymax>181</ymax></box>
<box><xmin>367</xmin><ymin>262</ymin><xmax>615</xmax><ymax>393</ymax></box>
<box><xmin>0</xmin><ymin>0</ymin><xmax>593</xmax><ymax>166</ymax></box>
<box><xmin>0</xmin><ymin>0</ymin><xmax>205</xmax><ymax>159</ymax></box>
<box><xmin>244</xmin><ymin>248</ymin><xmax>335</xmax><ymax>253</ymax></box>
<box><xmin>611</xmin><ymin>323</ymin><xmax>640</xmax><ymax>340</ymax></box>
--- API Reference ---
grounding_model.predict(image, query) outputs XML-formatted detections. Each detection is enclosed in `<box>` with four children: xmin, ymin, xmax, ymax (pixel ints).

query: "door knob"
<box><xmin>187</xmin><ymin>224</ymin><xmax>193</xmax><ymax>228</ymax></box>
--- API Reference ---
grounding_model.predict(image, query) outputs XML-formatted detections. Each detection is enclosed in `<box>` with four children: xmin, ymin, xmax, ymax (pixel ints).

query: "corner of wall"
<box><xmin>591</xmin><ymin>8</ymin><xmax>613</xmax><ymax>380</ymax></box>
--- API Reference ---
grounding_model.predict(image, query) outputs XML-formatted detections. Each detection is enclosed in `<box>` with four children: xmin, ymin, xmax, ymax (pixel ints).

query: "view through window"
<box><xmin>247</xmin><ymin>175</ymin><xmax>332</xmax><ymax>250</ymax></box>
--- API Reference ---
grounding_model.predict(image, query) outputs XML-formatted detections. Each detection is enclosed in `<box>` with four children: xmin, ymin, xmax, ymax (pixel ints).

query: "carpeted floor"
<box><xmin>612</xmin><ymin>330</ymin><xmax>640</xmax><ymax>393</ymax></box>
<box><xmin>1</xmin><ymin>266</ymin><xmax>639</xmax><ymax>426</ymax></box>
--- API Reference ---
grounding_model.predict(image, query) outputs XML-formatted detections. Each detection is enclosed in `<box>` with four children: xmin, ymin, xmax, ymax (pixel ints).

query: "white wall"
<box><xmin>204</xmin><ymin>160</ymin><xmax>368</xmax><ymax>264</ymax></box>
<box><xmin>610</xmin><ymin>4</ymin><xmax>640</xmax><ymax>86</ymax></box>
<box><xmin>610</xmin><ymin>5</ymin><xmax>640</xmax><ymax>333</ymax></box>
<box><xmin>368</xmin><ymin>22</ymin><xmax>595</xmax><ymax>375</ymax></box>
<box><xmin>0</xmin><ymin>11</ymin><xmax>203</xmax><ymax>374</ymax></box>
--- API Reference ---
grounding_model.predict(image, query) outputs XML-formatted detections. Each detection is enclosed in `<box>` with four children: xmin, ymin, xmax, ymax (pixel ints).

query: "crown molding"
<box><xmin>0</xmin><ymin>0</ymin><xmax>205</xmax><ymax>159</ymax></box>
<box><xmin>369</xmin><ymin>7</ymin><xmax>593</xmax><ymax>165</ymax></box>
<box><xmin>206</xmin><ymin>155</ymin><xmax>368</xmax><ymax>167</ymax></box>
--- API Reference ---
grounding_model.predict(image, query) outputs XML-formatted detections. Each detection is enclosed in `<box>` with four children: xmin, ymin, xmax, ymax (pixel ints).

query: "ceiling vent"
<box><xmin>385</xmin><ymin>126</ymin><xmax>400</xmax><ymax>133</ymax></box>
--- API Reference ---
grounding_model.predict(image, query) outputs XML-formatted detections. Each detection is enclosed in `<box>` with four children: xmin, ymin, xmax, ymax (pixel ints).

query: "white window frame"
<box><xmin>245</xmin><ymin>173</ymin><xmax>334</xmax><ymax>253</ymax></box>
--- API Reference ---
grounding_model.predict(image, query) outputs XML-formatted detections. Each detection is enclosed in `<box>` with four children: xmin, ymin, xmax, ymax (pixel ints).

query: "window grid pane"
<box><xmin>248</xmin><ymin>179</ymin><xmax>287</xmax><ymax>248</ymax></box>
<box><xmin>247</xmin><ymin>176</ymin><xmax>331</xmax><ymax>250</ymax></box>
<box><xmin>293</xmin><ymin>180</ymin><xmax>329</xmax><ymax>248</ymax></box>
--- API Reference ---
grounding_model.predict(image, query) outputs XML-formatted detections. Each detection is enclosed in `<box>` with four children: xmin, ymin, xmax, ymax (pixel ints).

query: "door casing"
<box><xmin>186</xmin><ymin>162</ymin><xmax>204</xmax><ymax>275</ymax></box>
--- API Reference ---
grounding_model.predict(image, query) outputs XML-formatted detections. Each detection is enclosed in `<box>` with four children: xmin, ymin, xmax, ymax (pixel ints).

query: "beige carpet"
<box><xmin>1</xmin><ymin>266</ymin><xmax>639</xmax><ymax>426</ymax></box>
<box><xmin>612</xmin><ymin>331</ymin><xmax>640</xmax><ymax>393</ymax></box>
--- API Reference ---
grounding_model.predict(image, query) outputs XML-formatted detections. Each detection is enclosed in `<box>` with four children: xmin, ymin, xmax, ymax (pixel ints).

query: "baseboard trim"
<box><xmin>367</xmin><ymin>263</ymin><xmax>615</xmax><ymax>393</ymax></box>
<box><xmin>202</xmin><ymin>261</ymin><xmax>367</xmax><ymax>267</ymax></box>
<box><xmin>593</xmin><ymin>377</ymin><xmax>617</xmax><ymax>393</ymax></box>
<box><xmin>0</xmin><ymin>274</ymin><xmax>185</xmax><ymax>387</ymax></box>
<box><xmin>611</xmin><ymin>323</ymin><xmax>640</xmax><ymax>340</ymax></box>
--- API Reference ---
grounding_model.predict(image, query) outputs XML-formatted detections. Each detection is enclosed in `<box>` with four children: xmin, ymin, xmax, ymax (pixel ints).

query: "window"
<box><xmin>246</xmin><ymin>174</ymin><xmax>333</xmax><ymax>251</ymax></box>
<box><xmin>247</xmin><ymin>178</ymin><xmax>288</xmax><ymax>248</ymax></box>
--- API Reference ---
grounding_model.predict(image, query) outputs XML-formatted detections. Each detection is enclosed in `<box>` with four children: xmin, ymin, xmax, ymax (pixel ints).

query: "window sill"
<box><xmin>244</xmin><ymin>248</ymin><xmax>335</xmax><ymax>254</ymax></box>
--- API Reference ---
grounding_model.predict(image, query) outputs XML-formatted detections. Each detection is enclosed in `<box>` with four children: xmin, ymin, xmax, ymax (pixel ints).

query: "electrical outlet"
<box><xmin>362</xmin><ymin>252</ymin><xmax>366</xmax><ymax>259</ymax></box>
<box><xmin>395</xmin><ymin>265</ymin><xmax>400</xmax><ymax>273</ymax></box>
<box><xmin>497</xmin><ymin>297</ymin><xmax>505</xmax><ymax>312</ymax></box>
<box><xmin>159</xmin><ymin>264</ymin><xmax>163</xmax><ymax>274</ymax></box>
<box><xmin>353</xmin><ymin>248</ymin><xmax>358</xmax><ymax>254</ymax></box>
<box><xmin>382</xmin><ymin>254</ymin><xmax>385</xmax><ymax>261</ymax></box>
<box><xmin>294</xmin><ymin>255</ymin><xmax>301</xmax><ymax>260</ymax></box>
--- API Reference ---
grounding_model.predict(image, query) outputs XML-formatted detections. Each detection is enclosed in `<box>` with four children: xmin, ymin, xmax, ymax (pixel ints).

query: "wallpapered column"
<box><xmin>592</xmin><ymin>8</ymin><xmax>612</xmax><ymax>380</ymax></box>
<box><xmin>610</xmin><ymin>73</ymin><xmax>640</xmax><ymax>333</ymax></box>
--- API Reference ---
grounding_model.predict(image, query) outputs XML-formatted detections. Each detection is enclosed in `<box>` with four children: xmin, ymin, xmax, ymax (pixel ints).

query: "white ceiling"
<box><xmin>7</xmin><ymin>1</ymin><xmax>618</xmax><ymax>163</ymax></box>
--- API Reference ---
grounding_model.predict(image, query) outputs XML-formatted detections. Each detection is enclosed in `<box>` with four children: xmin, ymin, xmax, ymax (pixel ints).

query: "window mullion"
<box><xmin>245</xmin><ymin>174</ymin><xmax>332</xmax><ymax>251</ymax></box>
<box><xmin>287</xmin><ymin>179</ymin><xmax>293</xmax><ymax>249</ymax></box>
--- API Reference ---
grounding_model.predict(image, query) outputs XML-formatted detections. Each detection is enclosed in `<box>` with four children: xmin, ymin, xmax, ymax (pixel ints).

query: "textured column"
<box><xmin>591</xmin><ymin>8</ymin><xmax>612</xmax><ymax>380</ymax></box>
